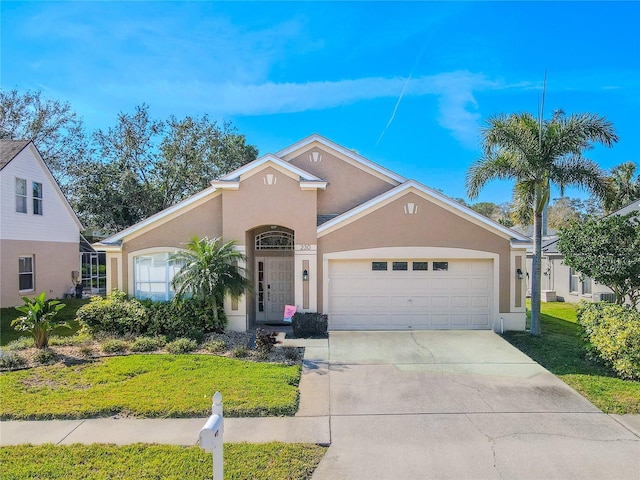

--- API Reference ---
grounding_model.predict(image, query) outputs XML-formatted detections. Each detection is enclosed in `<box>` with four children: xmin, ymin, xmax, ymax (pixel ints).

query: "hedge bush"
<box><xmin>76</xmin><ymin>291</ymin><xmax>148</xmax><ymax>336</ymax></box>
<box><xmin>144</xmin><ymin>299</ymin><xmax>221</xmax><ymax>341</ymax></box>
<box><xmin>292</xmin><ymin>312</ymin><xmax>328</xmax><ymax>338</ymax></box>
<box><xmin>577</xmin><ymin>302</ymin><xmax>640</xmax><ymax>380</ymax></box>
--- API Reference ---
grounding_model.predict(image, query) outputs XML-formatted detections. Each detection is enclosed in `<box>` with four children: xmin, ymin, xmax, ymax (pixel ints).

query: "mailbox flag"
<box><xmin>283</xmin><ymin>305</ymin><xmax>297</xmax><ymax>323</ymax></box>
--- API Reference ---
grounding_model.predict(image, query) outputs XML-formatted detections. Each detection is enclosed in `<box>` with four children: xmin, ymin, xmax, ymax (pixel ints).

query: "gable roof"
<box><xmin>317</xmin><ymin>179</ymin><xmax>531</xmax><ymax>242</ymax></box>
<box><xmin>276</xmin><ymin>133</ymin><xmax>406</xmax><ymax>185</ymax></box>
<box><xmin>0</xmin><ymin>140</ymin><xmax>31</xmax><ymax>170</ymax></box>
<box><xmin>0</xmin><ymin>140</ymin><xmax>83</xmax><ymax>230</ymax></box>
<box><xmin>610</xmin><ymin>199</ymin><xmax>640</xmax><ymax>219</ymax></box>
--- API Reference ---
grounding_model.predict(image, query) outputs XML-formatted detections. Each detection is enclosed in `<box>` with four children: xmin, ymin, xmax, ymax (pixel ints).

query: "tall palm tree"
<box><xmin>466</xmin><ymin>111</ymin><xmax>617</xmax><ymax>336</ymax></box>
<box><xmin>170</xmin><ymin>236</ymin><xmax>250</xmax><ymax>328</ymax></box>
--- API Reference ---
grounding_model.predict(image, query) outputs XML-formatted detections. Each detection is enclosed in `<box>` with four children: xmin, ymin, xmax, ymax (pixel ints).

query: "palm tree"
<box><xmin>466</xmin><ymin>111</ymin><xmax>617</xmax><ymax>336</ymax></box>
<box><xmin>170</xmin><ymin>236</ymin><xmax>250</xmax><ymax>329</ymax></box>
<box><xmin>604</xmin><ymin>161</ymin><xmax>640</xmax><ymax>213</ymax></box>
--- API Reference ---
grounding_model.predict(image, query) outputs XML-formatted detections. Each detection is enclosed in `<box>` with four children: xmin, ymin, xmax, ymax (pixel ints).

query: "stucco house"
<box><xmin>96</xmin><ymin>134</ymin><xmax>530</xmax><ymax>332</ymax></box>
<box><xmin>0</xmin><ymin>140</ymin><xmax>83</xmax><ymax>307</ymax></box>
<box><xmin>526</xmin><ymin>199</ymin><xmax>640</xmax><ymax>304</ymax></box>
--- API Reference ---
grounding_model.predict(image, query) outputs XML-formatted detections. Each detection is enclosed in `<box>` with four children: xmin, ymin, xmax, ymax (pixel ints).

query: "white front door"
<box><xmin>255</xmin><ymin>257</ymin><xmax>294</xmax><ymax>322</ymax></box>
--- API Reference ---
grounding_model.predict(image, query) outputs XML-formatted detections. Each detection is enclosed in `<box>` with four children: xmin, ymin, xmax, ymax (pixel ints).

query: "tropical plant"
<box><xmin>603</xmin><ymin>161</ymin><xmax>640</xmax><ymax>213</ymax></box>
<box><xmin>170</xmin><ymin>236</ymin><xmax>250</xmax><ymax>331</ymax></box>
<box><xmin>11</xmin><ymin>292</ymin><xmax>68</xmax><ymax>348</ymax></box>
<box><xmin>466</xmin><ymin>110</ymin><xmax>617</xmax><ymax>335</ymax></box>
<box><xmin>557</xmin><ymin>211</ymin><xmax>640</xmax><ymax>307</ymax></box>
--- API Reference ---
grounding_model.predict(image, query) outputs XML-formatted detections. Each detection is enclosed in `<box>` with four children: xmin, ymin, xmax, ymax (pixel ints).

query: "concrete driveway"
<box><xmin>312</xmin><ymin>331</ymin><xmax>640</xmax><ymax>480</ymax></box>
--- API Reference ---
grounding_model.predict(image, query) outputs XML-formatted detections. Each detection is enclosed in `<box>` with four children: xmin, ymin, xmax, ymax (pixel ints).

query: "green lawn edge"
<box><xmin>502</xmin><ymin>300</ymin><xmax>640</xmax><ymax>414</ymax></box>
<box><xmin>1</xmin><ymin>354</ymin><xmax>301</xmax><ymax>420</ymax></box>
<box><xmin>0</xmin><ymin>443</ymin><xmax>327</xmax><ymax>480</ymax></box>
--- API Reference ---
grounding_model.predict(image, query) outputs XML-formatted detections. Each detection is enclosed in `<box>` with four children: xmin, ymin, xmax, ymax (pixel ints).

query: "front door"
<box><xmin>255</xmin><ymin>257</ymin><xmax>294</xmax><ymax>322</ymax></box>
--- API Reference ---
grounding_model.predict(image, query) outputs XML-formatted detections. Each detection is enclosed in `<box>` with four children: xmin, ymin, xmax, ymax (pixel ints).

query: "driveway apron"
<box><xmin>312</xmin><ymin>331</ymin><xmax>640</xmax><ymax>480</ymax></box>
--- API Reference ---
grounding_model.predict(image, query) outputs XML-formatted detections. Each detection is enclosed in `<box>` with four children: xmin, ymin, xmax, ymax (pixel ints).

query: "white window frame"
<box><xmin>15</xmin><ymin>178</ymin><xmax>27</xmax><ymax>213</ymax></box>
<box><xmin>33</xmin><ymin>181</ymin><xmax>43</xmax><ymax>215</ymax></box>
<box><xmin>133</xmin><ymin>252</ymin><xmax>183</xmax><ymax>302</ymax></box>
<box><xmin>569</xmin><ymin>268</ymin><xmax>579</xmax><ymax>294</ymax></box>
<box><xmin>582</xmin><ymin>276</ymin><xmax>592</xmax><ymax>295</ymax></box>
<box><xmin>19</xmin><ymin>255</ymin><xmax>34</xmax><ymax>292</ymax></box>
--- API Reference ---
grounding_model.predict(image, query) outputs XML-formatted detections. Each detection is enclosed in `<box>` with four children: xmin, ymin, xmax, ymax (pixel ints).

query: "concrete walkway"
<box><xmin>1</xmin><ymin>331</ymin><xmax>639</xmax><ymax>479</ymax></box>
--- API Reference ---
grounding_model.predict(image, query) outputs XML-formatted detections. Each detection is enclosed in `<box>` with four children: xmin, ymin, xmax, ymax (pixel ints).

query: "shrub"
<box><xmin>76</xmin><ymin>291</ymin><xmax>147</xmax><ymax>336</ymax></box>
<box><xmin>577</xmin><ymin>302</ymin><xmax>640</xmax><ymax>380</ymax></box>
<box><xmin>34</xmin><ymin>348</ymin><xmax>58</xmax><ymax>365</ymax></box>
<box><xmin>12</xmin><ymin>292</ymin><xmax>68</xmax><ymax>348</ymax></box>
<box><xmin>0</xmin><ymin>350</ymin><xmax>26</xmax><ymax>369</ymax></box>
<box><xmin>101</xmin><ymin>339</ymin><xmax>129</xmax><ymax>354</ymax></box>
<box><xmin>130</xmin><ymin>336</ymin><xmax>166</xmax><ymax>352</ymax></box>
<box><xmin>78</xmin><ymin>345</ymin><xmax>94</xmax><ymax>357</ymax></box>
<box><xmin>232</xmin><ymin>345</ymin><xmax>249</xmax><ymax>358</ymax></box>
<box><xmin>255</xmin><ymin>328</ymin><xmax>279</xmax><ymax>354</ymax></box>
<box><xmin>145</xmin><ymin>299</ymin><xmax>214</xmax><ymax>342</ymax></box>
<box><xmin>282</xmin><ymin>346</ymin><xmax>301</xmax><ymax>362</ymax></box>
<box><xmin>5</xmin><ymin>337</ymin><xmax>34</xmax><ymax>351</ymax></box>
<box><xmin>49</xmin><ymin>333</ymin><xmax>92</xmax><ymax>347</ymax></box>
<box><xmin>202</xmin><ymin>339</ymin><xmax>227</xmax><ymax>354</ymax></box>
<box><xmin>166</xmin><ymin>338</ymin><xmax>198</xmax><ymax>354</ymax></box>
<box><xmin>292</xmin><ymin>312</ymin><xmax>328</xmax><ymax>338</ymax></box>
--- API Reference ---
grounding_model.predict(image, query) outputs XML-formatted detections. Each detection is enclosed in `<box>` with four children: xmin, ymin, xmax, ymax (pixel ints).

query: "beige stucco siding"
<box><xmin>222</xmin><ymin>166</ymin><xmax>317</xmax><ymax>245</ymax></box>
<box><xmin>288</xmin><ymin>149</ymin><xmax>395</xmax><ymax>216</ymax></box>
<box><xmin>0</xmin><ymin>239</ymin><xmax>78</xmax><ymax>307</ymax></box>
<box><xmin>120</xmin><ymin>195</ymin><xmax>223</xmax><ymax>294</ymax></box>
<box><xmin>317</xmin><ymin>192</ymin><xmax>512</xmax><ymax>312</ymax></box>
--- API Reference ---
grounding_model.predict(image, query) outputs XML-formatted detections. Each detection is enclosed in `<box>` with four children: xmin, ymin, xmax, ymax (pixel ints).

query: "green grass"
<box><xmin>0</xmin><ymin>443</ymin><xmax>326</xmax><ymax>480</ymax></box>
<box><xmin>0</xmin><ymin>354</ymin><xmax>301</xmax><ymax>419</ymax></box>
<box><xmin>503</xmin><ymin>300</ymin><xmax>640</xmax><ymax>414</ymax></box>
<box><xmin>0</xmin><ymin>298</ymin><xmax>88</xmax><ymax>346</ymax></box>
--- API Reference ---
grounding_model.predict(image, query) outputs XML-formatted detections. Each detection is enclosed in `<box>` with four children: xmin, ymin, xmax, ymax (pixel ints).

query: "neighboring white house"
<box><xmin>525</xmin><ymin>199</ymin><xmax>640</xmax><ymax>304</ymax></box>
<box><xmin>0</xmin><ymin>140</ymin><xmax>83</xmax><ymax>307</ymax></box>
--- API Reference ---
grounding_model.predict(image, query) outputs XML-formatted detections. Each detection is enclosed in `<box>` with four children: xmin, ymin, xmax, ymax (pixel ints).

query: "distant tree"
<box><xmin>470</xmin><ymin>202</ymin><xmax>499</xmax><ymax>218</ymax></box>
<box><xmin>466</xmin><ymin>110</ymin><xmax>617</xmax><ymax>336</ymax></box>
<box><xmin>0</xmin><ymin>89</ymin><xmax>88</xmax><ymax>183</ymax></box>
<box><xmin>71</xmin><ymin>105</ymin><xmax>258</xmax><ymax>232</ymax></box>
<box><xmin>557</xmin><ymin>212</ymin><xmax>640</xmax><ymax>307</ymax></box>
<box><xmin>170</xmin><ymin>237</ymin><xmax>250</xmax><ymax>330</ymax></box>
<box><xmin>603</xmin><ymin>161</ymin><xmax>640</xmax><ymax>213</ymax></box>
<box><xmin>547</xmin><ymin>197</ymin><xmax>585</xmax><ymax>229</ymax></box>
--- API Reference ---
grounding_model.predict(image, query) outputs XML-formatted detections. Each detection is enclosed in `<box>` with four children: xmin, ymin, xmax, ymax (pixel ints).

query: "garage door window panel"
<box><xmin>372</xmin><ymin>262</ymin><xmax>387</xmax><ymax>271</ymax></box>
<box><xmin>392</xmin><ymin>262</ymin><xmax>408</xmax><ymax>271</ymax></box>
<box><xmin>433</xmin><ymin>262</ymin><xmax>449</xmax><ymax>271</ymax></box>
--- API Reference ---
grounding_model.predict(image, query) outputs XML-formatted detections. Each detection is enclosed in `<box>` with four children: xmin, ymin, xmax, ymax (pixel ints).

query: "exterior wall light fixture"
<box><xmin>516</xmin><ymin>268</ymin><xmax>524</xmax><ymax>280</ymax></box>
<box><xmin>302</xmin><ymin>269</ymin><xmax>309</xmax><ymax>281</ymax></box>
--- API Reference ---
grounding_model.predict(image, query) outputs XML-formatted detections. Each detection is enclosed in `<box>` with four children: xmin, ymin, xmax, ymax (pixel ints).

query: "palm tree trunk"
<box><xmin>530</xmin><ymin>210</ymin><xmax>543</xmax><ymax>336</ymax></box>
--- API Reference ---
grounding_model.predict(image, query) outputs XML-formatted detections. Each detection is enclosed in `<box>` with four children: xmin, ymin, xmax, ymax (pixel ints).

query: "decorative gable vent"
<box><xmin>404</xmin><ymin>202</ymin><xmax>418</xmax><ymax>215</ymax></box>
<box><xmin>263</xmin><ymin>173</ymin><xmax>277</xmax><ymax>186</ymax></box>
<box><xmin>309</xmin><ymin>151</ymin><xmax>323</xmax><ymax>163</ymax></box>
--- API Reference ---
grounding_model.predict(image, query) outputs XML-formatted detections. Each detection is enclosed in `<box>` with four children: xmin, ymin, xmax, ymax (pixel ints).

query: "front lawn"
<box><xmin>503</xmin><ymin>300</ymin><xmax>640</xmax><ymax>414</ymax></box>
<box><xmin>0</xmin><ymin>298</ymin><xmax>87</xmax><ymax>346</ymax></box>
<box><xmin>0</xmin><ymin>354</ymin><xmax>300</xmax><ymax>419</ymax></box>
<box><xmin>0</xmin><ymin>443</ymin><xmax>326</xmax><ymax>480</ymax></box>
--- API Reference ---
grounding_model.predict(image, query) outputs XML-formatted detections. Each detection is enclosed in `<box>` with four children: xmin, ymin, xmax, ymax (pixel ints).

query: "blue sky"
<box><xmin>2</xmin><ymin>1</ymin><xmax>639</xmax><ymax>204</ymax></box>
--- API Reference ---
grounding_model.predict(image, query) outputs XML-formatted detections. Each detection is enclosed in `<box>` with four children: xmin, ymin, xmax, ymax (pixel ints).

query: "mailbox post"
<box><xmin>199</xmin><ymin>392</ymin><xmax>224</xmax><ymax>480</ymax></box>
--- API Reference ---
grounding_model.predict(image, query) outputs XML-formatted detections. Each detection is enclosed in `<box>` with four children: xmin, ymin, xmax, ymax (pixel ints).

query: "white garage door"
<box><xmin>329</xmin><ymin>259</ymin><xmax>493</xmax><ymax>330</ymax></box>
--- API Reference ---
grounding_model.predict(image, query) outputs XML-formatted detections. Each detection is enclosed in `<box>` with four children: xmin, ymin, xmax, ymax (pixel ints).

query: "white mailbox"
<box><xmin>199</xmin><ymin>414</ymin><xmax>223</xmax><ymax>452</ymax></box>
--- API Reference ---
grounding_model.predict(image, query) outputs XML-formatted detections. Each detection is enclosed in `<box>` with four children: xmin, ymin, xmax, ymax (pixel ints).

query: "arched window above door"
<box><xmin>255</xmin><ymin>231</ymin><xmax>294</xmax><ymax>250</ymax></box>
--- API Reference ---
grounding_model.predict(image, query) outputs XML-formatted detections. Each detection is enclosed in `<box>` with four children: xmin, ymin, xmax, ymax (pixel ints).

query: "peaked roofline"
<box><xmin>276</xmin><ymin>133</ymin><xmax>406</xmax><ymax>184</ymax></box>
<box><xmin>1</xmin><ymin>141</ymin><xmax>83</xmax><ymax>231</ymax></box>
<box><xmin>218</xmin><ymin>153</ymin><xmax>324</xmax><ymax>182</ymax></box>
<box><xmin>98</xmin><ymin>186</ymin><xmax>220</xmax><ymax>244</ymax></box>
<box><xmin>0</xmin><ymin>140</ymin><xmax>31</xmax><ymax>170</ymax></box>
<box><xmin>318</xmin><ymin>179</ymin><xmax>530</xmax><ymax>242</ymax></box>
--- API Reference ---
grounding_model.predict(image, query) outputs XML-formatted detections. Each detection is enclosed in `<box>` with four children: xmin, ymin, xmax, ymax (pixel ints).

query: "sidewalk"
<box><xmin>0</xmin><ymin>338</ymin><xmax>331</xmax><ymax>447</ymax></box>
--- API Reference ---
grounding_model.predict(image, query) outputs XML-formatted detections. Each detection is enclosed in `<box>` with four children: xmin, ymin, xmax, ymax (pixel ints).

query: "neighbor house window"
<box><xmin>134</xmin><ymin>253</ymin><xmax>184</xmax><ymax>302</ymax></box>
<box><xmin>582</xmin><ymin>277</ymin><xmax>592</xmax><ymax>295</ymax></box>
<box><xmin>15</xmin><ymin>178</ymin><xmax>27</xmax><ymax>213</ymax></box>
<box><xmin>412</xmin><ymin>262</ymin><xmax>429</xmax><ymax>271</ymax></box>
<box><xmin>392</xmin><ymin>262</ymin><xmax>408</xmax><ymax>271</ymax></box>
<box><xmin>19</xmin><ymin>256</ymin><xmax>34</xmax><ymax>291</ymax></box>
<box><xmin>569</xmin><ymin>268</ymin><xmax>579</xmax><ymax>293</ymax></box>
<box><xmin>372</xmin><ymin>262</ymin><xmax>388</xmax><ymax>271</ymax></box>
<box><xmin>433</xmin><ymin>262</ymin><xmax>449</xmax><ymax>271</ymax></box>
<box><xmin>33</xmin><ymin>182</ymin><xmax>43</xmax><ymax>215</ymax></box>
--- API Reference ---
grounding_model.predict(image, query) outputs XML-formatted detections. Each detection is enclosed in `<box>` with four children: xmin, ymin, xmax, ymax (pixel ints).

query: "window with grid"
<box><xmin>19</xmin><ymin>256</ymin><xmax>34</xmax><ymax>291</ymax></box>
<box><xmin>15</xmin><ymin>178</ymin><xmax>27</xmax><ymax>213</ymax></box>
<box><xmin>33</xmin><ymin>182</ymin><xmax>43</xmax><ymax>215</ymax></box>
